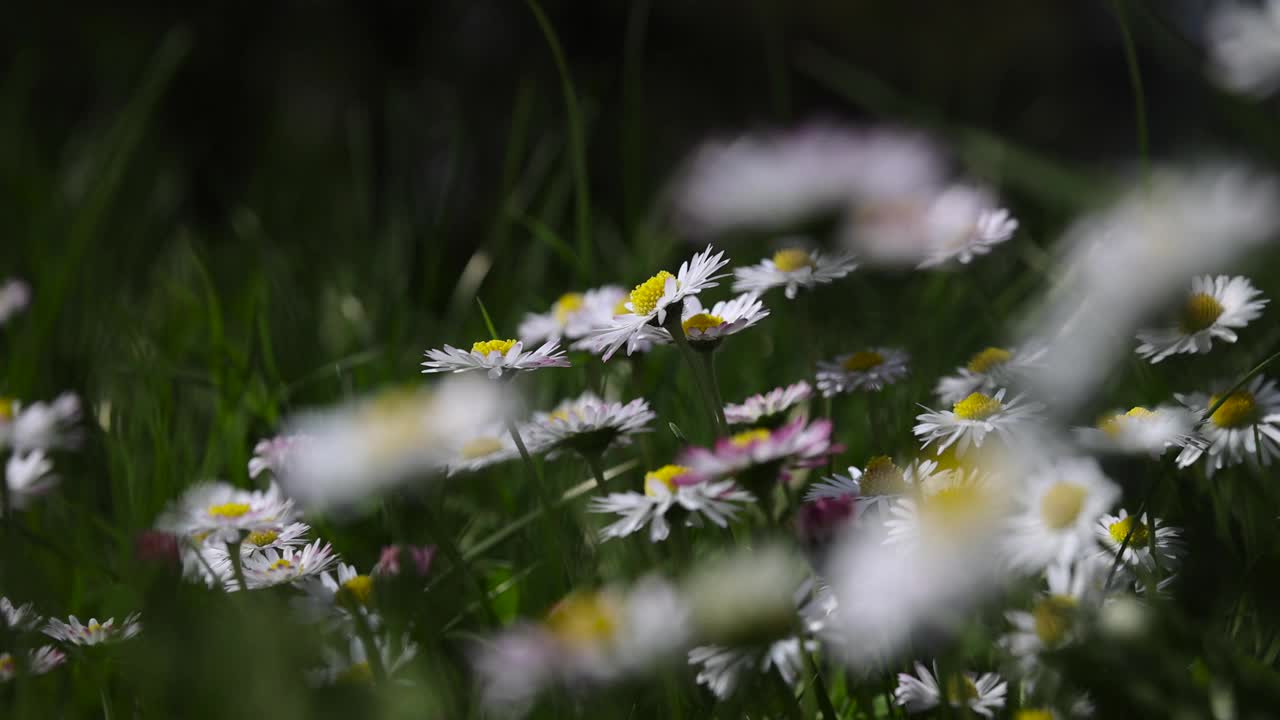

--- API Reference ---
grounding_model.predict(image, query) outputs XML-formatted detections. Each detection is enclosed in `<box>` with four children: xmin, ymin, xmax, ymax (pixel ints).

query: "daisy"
<box><xmin>724</xmin><ymin>381</ymin><xmax>811</xmax><ymax>428</ymax></box>
<box><xmin>309</xmin><ymin>633</ymin><xmax>419</xmax><ymax>686</ymax></box>
<box><xmin>1075</xmin><ymin>405</ymin><xmax>1205</xmax><ymax>457</ymax></box>
<box><xmin>588</xmin><ymin>464</ymin><xmax>754</xmax><ymax>543</ymax></box>
<box><xmin>577</xmin><ymin>245</ymin><xmax>729</xmax><ymax>361</ymax></box>
<box><xmin>688</xmin><ymin>637</ymin><xmax>814</xmax><ymax>699</ymax></box>
<box><xmin>678</xmin><ymin>418</ymin><xmax>839</xmax><ymax>489</ymax></box>
<box><xmin>248</xmin><ymin>434</ymin><xmax>311</xmax><ymax>479</ymax></box>
<box><xmin>1001</xmin><ymin>558</ymin><xmax>1110</xmax><ymax>677</ymax></box>
<box><xmin>914</xmin><ymin>184</ymin><xmax>1019</xmax><ymax>268</ymax></box>
<box><xmin>894</xmin><ymin>662</ymin><xmax>1007</xmax><ymax>718</ymax></box>
<box><xmin>0</xmin><ymin>393</ymin><xmax>80</xmax><ymax>453</ymax></box>
<box><xmin>884</xmin><ymin>468</ymin><xmax>1010</xmax><ymax>549</ymax></box>
<box><xmin>1136</xmin><ymin>275</ymin><xmax>1267</xmax><ymax>363</ymax></box>
<box><xmin>157</xmin><ymin>481</ymin><xmax>299</xmax><ymax>545</ymax></box>
<box><xmin>234</xmin><ymin>539</ymin><xmax>339</xmax><ymax>591</ymax></box>
<box><xmin>525</xmin><ymin>392</ymin><xmax>655</xmax><ymax>458</ymax></box>
<box><xmin>816</xmin><ymin>347</ymin><xmax>910</xmax><ymax>397</ymax></box>
<box><xmin>732</xmin><ymin>247</ymin><xmax>858</xmax><ymax>300</ymax></box>
<box><xmin>44</xmin><ymin>614</ymin><xmax>141</xmax><ymax>646</ymax></box>
<box><xmin>1174</xmin><ymin>375</ymin><xmax>1280</xmax><ymax>475</ymax></box>
<box><xmin>1094</xmin><ymin>509</ymin><xmax>1185</xmax><ymax>574</ymax></box>
<box><xmin>294</xmin><ymin>562</ymin><xmax>376</xmax><ymax>624</ymax></box>
<box><xmin>422</xmin><ymin>338</ymin><xmax>569</xmax><ymax>379</ymax></box>
<box><xmin>933</xmin><ymin>345</ymin><xmax>1046</xmax><ymax>405</ymax></box>
<box><xmin>1208</xmin><ymin>0</ymin><xmax>1280</xmax><ymax>96</ymax></box>
<box><xmin>1002</xmin><ymin>457</ymin><xmax>1121</xmax><ymax>572</ymax></box>
<box><xmin>805</xmin><ymin>457</ymin><xmax>941</xmax><ymax>517</ymax></box>
<box><xmin>1</xmin><ymin>597</ymin><xmax>41</xmax><ymax>631</ymax></box>
<box><xmin>0</xmin><ymin>278</ymin><xmax>30</xmax><ymax>325</ymax></box>
<box><xmin>914</xmin><ymin>389</ymin><xmax>1043</xmax><ymax>457</ymax></box>
<box><xmin>444</xmin><ymin>425</ymin><xmax>521</xmax><ymax>476</ymax></box>
<box><xmin>5</xmin><ymin>451</ymin><xmax>58</xmax><ymax>512</ymax></box>
<box><xmin>517</xmin><ymin>285</ymin><xmax>626</xmax><ymax>345</ymax></box>
<box><xmin>670</xmin><ymin>293</ymin><xmax>769</xmax><ymax>349</ymax></box>
<box><xmin>0</xmin><ymin>646</ymin><xmax>65</xmax><ymax>681</ymax></box>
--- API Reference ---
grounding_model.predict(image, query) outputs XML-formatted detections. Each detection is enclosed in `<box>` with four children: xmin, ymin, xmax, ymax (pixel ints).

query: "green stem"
<box><xmin>505</xmin><ymin>418</ymin><xmax>572</xmax><ymax>581</ymax></box>
<box><xmin>661</xmin><ymin>312</ymin><xmax>723</xmax><ymax>435</ymax></box>
<box><xmin>422</xmin><ymin>499</ymin><xmax>498</xmax><ymax>624</ymax></box>
<box><xmin>100</xmin><ymin>686</ymin><xmax>112</xmax><ymax>720</ymax></box>
<box><xmin>583</xmin><ymin>452</ymin><xmax>610</xmax><ymax>494</ymax></box>
<box><xmin>226</xmin><ymin>540</ymin><xmax>248</xmax><ymax>592</ymax></box>
<box><xmin>807</xmin><ymin>651</ymin><xmax>838</xmax><ymax>720</ymax></box>
<box><xmin>698</xmin><ymin>349</ymin><xmax>729</xmax><ymax>431</ymax></box>
<box><xmin>1108</xmin><ymin>0</ymin><xmax>1149</xmax><ymax>185</ymax></box>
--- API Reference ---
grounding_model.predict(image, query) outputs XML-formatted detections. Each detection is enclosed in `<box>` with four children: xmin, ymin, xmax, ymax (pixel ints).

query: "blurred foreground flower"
<box><xmin>1207</xmin><ymin>0</ymin><xmax>1280</xmax><ymax>96</ymax></box>
<box><xmin>0</xmin><ymin>278</ymin><xmax>31</xmax><ymax>325</ymax></box>
<box><xmin>518</xmin><ymin>285</ymin><xmax>626</xmax><ymax>346</ymax></box>
<box><xmin>309</xmin><ymin>633</ymin><xmax>418</xmax><ymax>686</ymax></box>
<box><xmin>0</xmin><ymin>646</ymin><xmax>65</xmax><ymax>681</ymax></box>
<box><xmin>1075</xmin><ymin>404</ymin><xmax>1204</xmax><ymax>457</ymax></box>
<box><xmin>732</xmin><ymin>246</ymin><xmax>858</xmax><ymax>300</ymax></box>
<box><xmin>0</xmin><ymin>393</ymin><xmax>80</xmax><ymax>453</ymax></box>
<box><xmin>4</xmin><ymin>450</ymin><xmax>58</xmax><ymax>512</ymax></box>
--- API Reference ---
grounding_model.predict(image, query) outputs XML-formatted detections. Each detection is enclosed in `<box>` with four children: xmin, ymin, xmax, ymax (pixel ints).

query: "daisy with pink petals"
<box><xmin>679</xmin><ymin>419</ymin><xmax>840</xmax><ymax>510</ymax></box>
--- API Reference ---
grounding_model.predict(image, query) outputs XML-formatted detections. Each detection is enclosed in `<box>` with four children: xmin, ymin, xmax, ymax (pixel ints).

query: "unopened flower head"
<box><xmin>1136</xmin><ymin>275</ymin><xmax>1267</xmax><ymax>363</ymax></box>
<box><xmin>816</xmin><ymin>347</ymin><xmax>911</xmax><ymax>397</ymax></box>
<box><xmin>934</xmin><ymin>344</ymin><xmax>1046</xmax><ymax>405</ymax></box>
<box><xmin>525</xmin><ymin>392</ymin><xmax>655</xmax><ymax>458</ymax></box>
<box><xmin>422</xmin><ymin>337</ymin><xmax>569</xmax><ymax>379</ymax></box>
<box><xmin>589</xmin><ymin>465</ymin><xmax>754</xmax><ymax>543</ymax></box>
<box><xmin>894</xmin><ymin>662</ymin><xmax>1007</xmax><ymax>718</ymax></box>
<box><xmin>518</xmin><ymin>285</ymin><xmax>627</xmax><ymax>345</ymax></box>
<box><xmin>1175</xmin><ymin>375</ymin><xmax>1280</xmax><ymax>475</ymax></box>
<box><xmin>44</xmin><ymin>614</ymin><xmax>141</xmax><ymax>646</ymax></box>
<box><xmin>373</xmin><ymin>544</ymin><xmax>436</xmax><ymax>577</ymax></box>
<box><xmin>732</xmin><ymin>246</ymin><xmax>858</xmax><ymax>300</ymax></box>
<box><xmin>725</xmin><ymin>381</ymin><xmax>811</xmax><ymax>427</ymax></box>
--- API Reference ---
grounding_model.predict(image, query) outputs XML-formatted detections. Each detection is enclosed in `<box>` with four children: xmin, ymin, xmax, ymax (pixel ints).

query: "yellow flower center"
<box><xmin>1033</xmin><ymin>594</ymin><xmax>1077</xmax><ymax>646</ymax></box>
<box><xmin>952</xmin><ymin>392</ymin><xmax>1002</xmax><ymax>420</ymax></box>
<box><xmin>629</xmin><ymin>270</ymin><xmax>675</xmax><ymax>316</ymax></box>
<box><xmin>1107</xmin><ymin>515</ymin><xmax>1151</xmax><ymax>546</ymax></box>
<box><xmin>1015</xmin><ymin>710</ymin><xmax>1055</xmax><ymax>720</ymax></box>
<box><xmin>270</xmin><ymin>558</ymin><xmax>294</xmax><ymax>571</ymax></box>
<box><xmin>1040</xmin><ymin>482</ymin><xmax>1088</xmax><ymax>529</ymax></box>
<box><xmin>966</xmin><ymin>347</ymin><xmax>1012</xmax><ymax>374</ymax></box>
<box><xmin>644</xmin><ymin>464</ymin><xmax>690</xmax><ymax>496</ymax></box>
<box><xmin>0</xmin><ymin>398</ymin><xmax>15</xmax><ymax>421</ymax></box>
<box><xmin>472</xmin><ymin>339</ymin><xmax>517</xmax><ymax>356</ymax></box>
<box><xmin>1209</xmin><ymin>391</ymin><xmax>1258</xmax><ymax>429</ymax></box>
<box><xmin>364</xmin><ymin>388</ymin><xmax>431</xmax><ymax>457</ymax></box>
<box><xmin>772</xmin><ymin>248</ymin><xmax>815</xmax><ymax>272</ymax></box>
<box><xmin>339</xmin><ymin>575</ymin><xmax>374</xmax><ymax>606</ymax></box>
<box><xmin>0</xmin><ymin>654</ymin><xmax>13</xmax><ymax>674</ymax></box>
<box><xmin>922</xmin><ymin>483</ymin><xmax>989</xmax><ymax>532</ymax></box>
<box><xmin>247</xmin><ymin>530</ymin><xmax>279</xmax><ymax>547</ymax></box>
<box><xmin>1180</xmin><ymin>292</ymin><xmax>1225</xmax><ymax>333</ymax></box>
<box><xmin>944</xmin><ymin>674</ymin><xmax>980</xmax><ymax>703</ymax></box>
<box><xmin>336</xmin><ymin>662</ymin><xmax>373</xmax><ymax>684</ymax></box>
<box><xmin>207</xmin><ymin>502</ymin><xmax>251</xmax><ymax>519</ymax></box>
<box><xmin>461</xmin><ymin>436</ymin><xmax>504</xmax><ymax>459</ymax></box>
<box><xmin>729</xmin><ymin>428</ymin><xmax>770</xmax><ymax>447</ymax></box>
<box><xmin>1098</xmin><ymin>406</ymin><xmax>1157</xmax><ymax>436</ymax></box>
<box><xmin>682</xmin><ymin>313</ymin><xmax>725</xmax><ymax>334</ymax></box>
<box><xmin>860</xmin><ymin>456</ymin><xmax>906</xmax><ymax>496</ymax></box>
<box><xmin>87</xmin><ymin>622</ymin><xmax>102</xmax><ymax>633</ymax></box>
<box><xmin>553</xmin><ymin>292</ymin><xmax>585</xmax><ymax>324</ymax></box>
<box><xmin>842</xmin><ymin>351</ymin><xmax>885</xmax><ymax>372</ymax></box>
<box><xmin>546</xmin><ymin>592</ymin><xmax>618</xmax><ymax>647</ymax></box>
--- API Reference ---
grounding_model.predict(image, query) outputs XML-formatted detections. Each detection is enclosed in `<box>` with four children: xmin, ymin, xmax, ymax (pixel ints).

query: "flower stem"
<box><xmin>422</xmin><ymin>498</ymin><xmax>498</xmax><ymax>625</ymax></box>
<box><xmin>697</xmin><ymin>349</ymin><xmax>729</xmax><ymax>431</ymax></box>
<box><xmin>583</xmin><ymin>451</ymin><xmax>610</xmax><ymax>493</ymax></box>
<box><xmin>807</xmin><ymin>650</ymin><xmax>838</xmax><ymax>720</ymax></box>
<box><xmin>505</xmin><ymin>418</ymin><xmax>573</xmax><ymax>581</ymax></box>
<box><xmin>661</xmin><ymin>312</ymin><xmax>723</xmax><ymax>435</ymax></box>
<box><xmin>226</xmin><ymin>540</ymin><xmax>248</xmax><ymax>592</ymax></box>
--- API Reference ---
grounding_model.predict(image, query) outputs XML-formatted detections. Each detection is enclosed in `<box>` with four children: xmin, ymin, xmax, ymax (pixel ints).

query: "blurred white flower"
<box><xmin>0</xmin><ymin>646</ymin><xmax>65</xmax><ymax>681</ymax></box>
<box><xmin>308</xmin><ymin>633</ymin><xmax>418</xmax><ymax>686</ymax></box>
<box><xmin>849</xmin><ymin>183</ymin><xmax>1016</xmax><ymax>268</ymax></box>
<box><xmin>0</xmin><ymin>279</ymin><xmax>31</xmax><ymax>325</ymax></box>
<box><xmin>422</xmin><ymin>338</ymin><xmax>569</xmax><ymax>379</ymax></box>
<box><xmin>0</xmin><ymin>393</ymin><xmax>80</xmax><ymax>453</ymax></box>
<box><xmin>816</xmin><ymin>347</ymin><xmax>911</xmax><ymax>397</ymax></box>
<box><xmin>5</xmin><ymin>451</ymin><xmax>58</xmax><ymax>512</ymax></box>
<box><xmin>1207</xmin><ymin>0</ymin><xmax>1280</xmax><ymax>96</ymax></box>
<box><xmin>1136</xmin><ymin>275</ymin><xmax>1267</xmax><ymax>363</ymax></box>
<box><xmin>589</xmin><ymin>464</ymin><xmax>754</xmax><ymax>543</ymax></box>
<box><xmin>894</xmin><ymin>662</ymin><xmax>1007</xmax><ymax>718</ymax></box>
<box><xmin>731</xmin><ymin>246</ymin><xmax>858</xmax><ymax>300</ymax></box>
<box><xmin>806</xmin><ymin>457</ymin><xmax>941</xmax><ymax>518</ymax></box>
<box><xmin>443</xmin><ymin>425</ymin><xmax>521</xmax><ymax>476</ymax></box>
<box><xmin>248</xmin><ymin>434</ymin><xmax>311</xmax><ymax>480</ymax></box>
<box><xmin>1</xmin><ymin>597</ymin><xmax>41</xmax><ymax>631</ymax></box>
<box><xmin>688</xmin><ymin>637</ymin><xmax>814</xmax><ymax>700</ymax></box>
<box><xmin>44</xmin><ymin>614</ymin><xmax>141</xmax><ymax>646</ymax></box>
<box><xmin>1001</xmin><ymin>457</ymin><xmax>1121</xmax><ymax>572</ymax></box>
<box><xmin>518</xmin><ymin>285</ymin><xmax>626</xmax><ymax>345</ymax></box>
<box><xmin>1174</xmin><ymin>374</ymin><xmax>1280</xmax><ymax>475</ymax></box>
<box><xmin>724</xmin><ymin>381</ymin><xmax>811</xmax><ymax>427</ymax></box>
<box><xmin>1074</xmin><ymin>405</ymin><xmax>1205</xmax><ymax>457</ymax></box>
<box><xmin>294</xmin><ymin>562</ymin><xmax>375</xmax><ymax>626</ymax></box>
<box><xmin>1001</xmin><ymin>557</ymin><xmax>1110</xmax><ymax>679</ymax></box>
<box><xmin>682</xmin><ymin>544</ymin><xmax>806</xmax><ymax>647</ymax></box>
<box><xmin>933</xmin><ymin>345</ymin><xmax>1046</xmax><ymax>405</ymax></box>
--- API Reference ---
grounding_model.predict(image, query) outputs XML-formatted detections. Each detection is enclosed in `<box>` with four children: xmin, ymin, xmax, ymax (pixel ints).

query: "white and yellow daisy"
<box><xmin>5</xmin><ymin>451</ymin><xmax>57</xmax><ymax>512</ymax></box>
<box><xmin>0</xmin><ymin>278</ymin><xmax>30</xmax><ymax>325</ymax></box>
<box><xmin>731</xmin><ymin>247</ymin><xmax>858</xmax><ymax>300</ymax></box>
<box><xmin>894</xmin><ymin>662</ymin><xmax>1007</xmax><ymax>718</ymax></box>
<box><xmin>1075</xmin><ymin>405</ymin><xmax>1205</xmax><ymax>457</ymax></box>
<box><xmin>678</xmin><ymin>419</ymin><xmax>839</xmax><ymax>486</ymax></box>
<box><xmin>577</xmin><ymin>245</ymin><xmax>729</xmax><ymax>361</ymax></box>
<box><xmin>0</xmin><ymin>393</ymin><xmax>80</xmax><ymax>453</ymax></box>
<box><xmin>1002</xmin><ymin>457</ymin><xmax>1121</xmax><ymax>572</ymax></box>
<box><xmin>1208</xmin><ymin>0</ymin><xmax>1280</xmax><ymax>96</ymax></box>
<box><xmin>933</xmin><ymin>345</ymin><xmax>1046</xmax><ymax>405</ymax></box>
<box><xmin>1001</xmin><ymin>558</ymin><xmax>1109</xmax><ymax>676</ymax></box>
<box><xmin>1094</xmin><ymin>509</ymin><xmax>1185</xmax><ymax>574</ymax></box>
<box><xmin>248</xmin><ymin>434</ymin><xmax>311</xmax><ymax>479</ymax></box>
<box><xmin>43</xmin><ymin>614</ymin><xmax>141</xmax><ymax>646</ymax></box>
<box><xmin>805</xmin><ymin>456</ymin><xmax>941</xmax><ymax>517</ymax></box>
<box><xmin>724</xmin><ymin>381</ymin><xmax>811</xmax><ymax>427</ymax></box>
<box><xmin>816</xmin><ymin>347</ymin><xmax>911</xmax><ymax>397</ymax></box>
<box><xmin>294</xmin><ymin>562</ymin><xmax>376</xmax><ymax>625</ymax></box>
<box><xmin>525</xmin><ymin>392</ymin><xmax>655</xmax><ymax>458</ymax></box>
<box><xmin>671</xmin><ymin>293</ymin><xmax>769</xmax><ymax>348</ymax></box>
<box><xmin>518</xmin><ymin>285</ymin><xmax>626</xmax><ymax>346</ymax></box>
<box><xmin>1136</xmin><ymin>275</ymin><xmax>1267</xmax><ymax>363</ymax></box>
<box><xmin>422</xmin><ymin>338</ymin><xmax>569</xmax><ymax>379</ymax></box>
<box><xmin>588</xmin><ymin>464</ymin><xmax>754</xmax><ymax>543</ymax></box>
<box><xmin>688</xmin><ymin>637</ymin><xmax>814</xmax><ymax>700</ymax></box>
<box><xmin>884</xmin><ymin>468</ymin><xmax>1010</xmax><ymax>549</ymax></box>
<box><xmin>1174</xmin><ymin>375</ymin><xmax>1280</xmax><ymax>475</ymax></box>
<box><xmin>914</xmin><ymin>389</ymin><xmax>1043</xmax><ymax>457</ymax></box>
<box><xmin>1</xmin><ymin>597</ymin><xmax>40</xmax><ymax>631</ymax></box>
<box><xmin>157</xmin><ymin>481</ymin><xmax>299</xmax><ymax>545</ymax></box>
<box><xmin>234</xmin><ymin>539</ymin><xmax>339</xmax><ymax>591</ymax></box>
<box><xmin>0</xmin><ymin>646</ymin><xmax>65</xmax><ymax>681</ymax></box>
<box><xmin>915</xmin><ymin>184</ymin><xmax>1019</xmax><ymax>269</ymax></box>
<box><xmin>309</xmin><ymin>633</ymin><xmax>418</xmax><ymax>686</ymax></box>
<box><xmin>443</xmin><ymin>425</ymin><xmax>522</xmax><ymax>476</ymax></box>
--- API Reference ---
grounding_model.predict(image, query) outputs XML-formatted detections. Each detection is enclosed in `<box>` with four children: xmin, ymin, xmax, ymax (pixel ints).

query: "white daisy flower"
<box><xmin>517</xmin><ymin>285</ymin><xmax>626</xmax><ymax>345</ymax></box>
<box><xmin>0</xmin><ymin>279</ymin><xmax>31</xmax><ymax>325</ymax></box>
<box><xmin>0</xmin><ymin>393</ymin><xmax>80</xmax><ymax>453</ymax></box>
<box><xmin>422</xmin><ymin>338</ymin><xmax>570</xmax><ymax>379</ymax></box>
<box><xmin>884</xmin><ymin>468</ymin><xmax>1011</xmax><ymax>549</ymax></box>
<box><xmin>815</xmin><ymin>347</ymin><xmax>911</xmax><ymax>397</ymax></box>
<box><xmin>157</xmin><ymin>481</ymin><xmax>299</xmax><ymax>545</ymax></box>
<box><xmin>294</xmin><ymin>562</ymin><xmax>375</xmax><ymax>625</ymax></box>
<box><xmin>688</xmin><ymin>637</ymin><xmax>814</xmax><ymax>700</ymax></box>
<box><xmin>1001</xmin><ymin>558</ymin><xmax>1110</xmax><ymax>676</ymax></box>
<box><xmin>1208</xmin><ymin>0</ymin><xmax>1280</xmax><ymax>96</ymax></box>
<box><xmin>670</xmin><ymin>293</ymin><xmax>769</xmax><ymax>348</ymax></box>
<box><xmin>731</xmin><ymin>247</ymin><xmax>858</xmax><ymax>300</ymax></box>
<box><xmin>1094</xmin><ymin>509</ymin><xmax>1185</xmax><ymax>575</ymax></box>
<box><xmin>1136</xmin><ymin>275</ymin><xmax>1267</xmax><ymax>363</ymax></box>
<box><xmin>914</xmin><ymin>389</ymin><xmax>1044</xmax><ymax>457</ymax></box>
<box><xmin>443</xmin><ymin>425</ymin><xmax>521</xmax><ymax>476</ymax></box>
<box><xmin>309</xmin><ymin>633</ymin><xmax>418</xmax><ymax>686</ymax></box>
<box><xmin>577</xmin><ymin>245</ymin><xmax>729</xmax><ymax>361</ymax></box>
<box><xmin>1075</xmin><ymin>405</ymin><xmax>1205</xmax><ymax>457</ymax></box>
<box><xmin>933</xmin><ymin>345</ymin><xmax>1046</xmax><ymax>405</ymax></box>
<box><xmin>1002</xmin><ymin>457</ymin><xmax>1121</xmax><ymax>572</ymax></box>
<box><xmin>571</xmin><ymin>322</ymin><xmax>668</xmax><ymax>357</ymax></box>
<box><xmin>234</xmin><ymin>539</ymin><xmax>339</xmax><ymax>591</ymax></box>
<box><xmin>894</xmin><ymin>662</ymin><xmax>1007</xmax><ymax>718</ymax></box>
<box><xmin>44</xmin><ymin>614</ymin><xmax>141</xmax><ymax>646</ymax></box>
<box><xmin>1174</xmin><ymin>375</ymin><xmax>1280</xmax><ymax>475</ymax></box>
<box><xmin>5</xmin><ymin>451</ymin><xmax>58</xmax><ymax>512</ymax></box>
<box><xmin>805</xmin><ymin>457</ymin><xmax>941</xmax><ymax>517</ymax></box>
<box><xmin>525</xmin><ymin>392</ymin><xmax>655</xmax><ymax>458</ymax></box>
<box><xmin>724</xmin><ymin>381</ymin><xmax>811</xmax><ymax>427</ymax></box>
<box><xmin>1</xmin><ymin>597</ymin><xmax>41</xmax><ymax>631</ymax></box>
<box><xmin>588</xmin><ymin>464</ymin><xmax>754</xmax><ymax>543</ymax></box>
<box><xmin>678</xmin><ymin>419</ymin><xmax>838</xmax><ymax>488</ymax></box>
<box><xmin>248</xmin><ymin>434</ymin><xmax>311</xmax><ymax>479</ymax></box>
<box><xmin>913</xmin><ymin>185</ymin><xmax>1019</xmax><ymax>268</ymax></box>
<box><xmin>0</xmin><ymin>646</ymin><xmax>65</xmax><ymax>681</ymax></box>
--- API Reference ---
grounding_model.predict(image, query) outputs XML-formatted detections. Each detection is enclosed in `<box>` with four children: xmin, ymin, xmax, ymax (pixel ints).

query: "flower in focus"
<box><xmin>309</xmin><ymin>633</ymin><xmax>419</xmax><ymax>686</ymax></box>
<box><xmin>731</xmin><ymin>246</ymin><xmax>858</xmax><ymax>300</ymax></box>
<box><xmin>576</xmin><ymin>245</ymin><xmax>729</xmax><ymax>360</ymax></box>
<box><xmin>678</xmin><ymin>419</ymin><xmax>840</xmax><ymax>498</ymax></box>
<box><xmin>933</xmin><ymin>345</ymin><xmax>1046</xmax><ymax>405</ymax></box>
<box><xmin>914</xmin><ymin>389</ymin><xmax>1043</xmax><ymax>457</ymax></box>
<box><xmin>373</xmin><ymin>544</ymin><xmax>436</xmax><ymax>577</ymax></box>
<box><xmin>0</xmin><ymin>646</ymin><xmax>65</xmax><ymax>681</ymax></box>
<box><xmin>670</xmin><ymin>293</ymin><xmax>769</xmax><ymax>349</ymax></box>
<box><xmin>0</xmin><ymin>279</ymin><xmax>31</xmax><ymax>325</ymax></box>
<box><xmin>1207</xmin><ymin>0</ymin><xmax>1280</xmax><ymax>97</ymax></box>
<box><xmin>1135</xmin><ymin>275</ymin><xmax>1267</xmax><ymax>363</ymax></box>
<box><xmin>1174</xmin><ymin>375</ymin><xmax>1280</xmax><ymax>475</ymax></box>
<box><xmin>525</xmin><ymin>392</ymin><xmax>654</xmax><ymax>458</ymax></box>
<box><xmin>1001</xmin><ymin>457</ymin><xmax>1121</xmax><ymax>572</ymax></box>
<box><xmin>724</xmin><ymin>381</ymin><xmax>811</xmax><ymax>428</ymax></box>
<box><xmin>589</xmin><ymin>464</ymin><xmax>754</xmax><ymax>543</ymax></box>
<box><xmin>422</xmin><ymin>338</ymin><xmax>570</xmax><ymax>379</ymax></box>
<box><xmin>248</xmin><ymin>434</ymin><xmax>311</xmax><ymax>480</ymax></box>
<box><xmin>1076</xmin><ymin>405</ymin><xmax>1205</xmax><ymax>457</ymax></box>
<box><xmin>1094</xmin><ymin>509</ymin><xmax>1185</xmax><ymax>575</ymax></box>
<box><xmin>234</xmin><ymin>539</ymin><xmax>339</xmax><ymax>591</ymax></box>
<box><xmin>894</xmin><ymin>662</ymin><xmax>1007</xmax><ymax>718</ymax></box>
<box><xmin>0</xmin><ymin>393</ymin><xmax>80</xmax><ymax>453</ymax></box>
<box><xmin>157</xmin><ymin>481</ymin><xmax>299</xmax><ymax>545</ymax></box>
<box><xmin>4</xmin><ymin>450</ymin><xmax>58</xmax><ymax>512</ymax></box>
<box><xmin>805</xmin><ymin>456</ymin><xmax>941</xmax><ymax>517</ymax></box>
<box><xmin>816</xmin><ymin>347</ymin><xmax>911</xmax><ymax>397</ymax></box>
<box><xmin>518</xmin><ymin>285</ymin><xmax>626</xmax><ymax>345</ymax></box>
<box><xmin>44</xmin><ymin>614</ymin><xmax>141</xmax><ymax>646</ymax></box>
<box><xmin>1</xmin><ymin>597</ymin><xmax>41</xmax><ymax>631</ymax></box>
